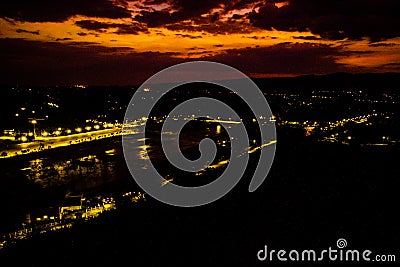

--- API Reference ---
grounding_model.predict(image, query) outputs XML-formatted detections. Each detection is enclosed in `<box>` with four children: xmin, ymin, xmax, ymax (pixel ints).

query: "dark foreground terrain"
<box><xmin>1</xmin><ymin>138</ymin><xmax>398</xmax><ymax>266</ymax></box>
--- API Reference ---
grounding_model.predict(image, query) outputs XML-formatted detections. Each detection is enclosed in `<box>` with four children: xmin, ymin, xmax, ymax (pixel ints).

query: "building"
<box><xmin>28</xmin><ymin>206</ymin><xmax>60</xmax><ymax>224</ymax></box>
<box><xmin>59</xmin><ymin>194</ymin><xmax>83</xmax><ymax>220</ymax></box>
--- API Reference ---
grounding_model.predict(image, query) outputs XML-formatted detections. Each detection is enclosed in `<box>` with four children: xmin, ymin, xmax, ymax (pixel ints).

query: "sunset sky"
<box><xmin>1</xmin><ymin>0</ymin><xmax>399</xmax><ymax>85</ymax></box>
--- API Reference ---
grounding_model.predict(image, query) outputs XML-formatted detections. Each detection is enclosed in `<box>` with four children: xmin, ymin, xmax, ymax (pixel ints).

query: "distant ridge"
<box><xmin>253</xmin><ymin>72</ymin><xmax>400</xmax><ymax>90</ymax></box>
<box><xmin>1</xmin><ymin>72</ymin><xmax>399</xmax><ymax>88</ymax></box>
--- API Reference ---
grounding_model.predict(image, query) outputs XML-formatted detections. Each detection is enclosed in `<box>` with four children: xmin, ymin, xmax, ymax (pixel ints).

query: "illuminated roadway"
<box><xmin>1</xmin><ymin>127</ymin><xmax>122</xmax><ymax>158</ymax></box>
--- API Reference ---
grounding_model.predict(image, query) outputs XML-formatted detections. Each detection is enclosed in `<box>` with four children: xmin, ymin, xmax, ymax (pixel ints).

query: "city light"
<box><xmin>21</xmin><ymin>136</ymin><xmax>28</xmax><ymax>142</ymax></box>
<box><xmin>216</xmin><ymin>125</ymin><xmax>221</xmax><ymax>134</ymax></box>
<box><xmin>94</xmin><ymin>125</ymin><xmax>100</xmax><ymax>130</ymax></box>
<box><xmin>66</xmin><ymin>129</ymin><xmax>72</xmax><ymax>134</ymax></box>
<box><xmin>75</xmin><ymin>127</ymin><xmax>82</xmax><ymax>133</ymax></box>
<box><xmin>85</xmin><ymin>126</ymin><xmax>92</xmax><ymax>131</ymax></box>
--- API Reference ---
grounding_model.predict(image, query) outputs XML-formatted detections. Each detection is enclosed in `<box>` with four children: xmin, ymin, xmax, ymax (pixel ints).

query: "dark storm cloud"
<box><xmin>293</xmin><ymin>36</ymin><xmax>321</xmax><ymax>41</ymax></box>
<box><xmin>16</xmin><ymin>29</ymin><xmax>40</xmax><ymax>35</ymax></box>
<box><xmin>165</xmin><ymin>18</ymin><xmax>255</xmax><ymax>34</ymax></box>
<box><xmin>75</xmin><ymin>20</ymin><xmax>148</xmax><ymax>35</ymax></box>
<box><xmin>3</xmin><ymin>0</ymin><xmax>399</xmax><ymax>41</ymax></box>
<box><xmin>55</xmin><ymin>37</ymin><xmax>73</xmax><ymax>41</ymax></box>
<box><xmin>187</xmin><ymin>47</ymin><xmax>206</xmax><ymax>51</ymax></box>
<box><xmin>75</xmin><ymin>20</ymin><xmax>110</xmax><ymax>32</ymax></box>
<box><xmin>134</xmin><ymin>0</ymin><xmax>399</xmax><ymax>40</ymax></box>
<box><xmin>134</xmin><ymin>0</ymin><xmax>226</xmax><ymax>27</ymax></box>
<box><xmin>0</xmin><ymin>38</ymin><xmax>181</xmax><ymax>85</ymax></box>
<box><xmin>0</xmin><ymin>0</ymin><xmax>131</xmax><ymax>22</ymax></box>
<box><xmin>133</xmin><ymin>0</ymin><xmax>267</xmax><ymax>33</ymax></box>
<box><xmin>187</xmin><ymin>50</ymin><xmax>214</xmax><ymax>57</ymax></box>
<box><xmin>175</xmin><ymin>33</ymin><xmax>202</xmax><ymax>39</ymax></box>
<box><xmin>248</xmin><ymin>0</ymin><xmax>400</xmax><ymax>41</ymax></box>
<box><xmin>0</xmin><ymin>38</ymin><xmax>354</xmax><ymax>85</ymax></box>
<box><xmin>200</xmin><ymin>42</ymin><xmax>349</xmax><ymax>75</ymax></box>
<box><xmin>133</xmin><ymin>0</ymin><xmax>400</xmax><ymax>40</ymax></box>
<box><xmin>368</xmin><ymin>42</ymin><xmax>398</xmax><ymax>47</ymax></box>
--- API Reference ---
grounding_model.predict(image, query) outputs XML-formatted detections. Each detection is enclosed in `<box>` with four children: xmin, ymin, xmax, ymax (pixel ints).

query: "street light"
<box><xmin>28</xmin><ymin>118</ymin><xmax>44</xmax><ymax>140</ymax></box>
<box><xmin>31</xmin><ymin>120</ymin><xmax>37</xmax><ymax>138</ymax></box>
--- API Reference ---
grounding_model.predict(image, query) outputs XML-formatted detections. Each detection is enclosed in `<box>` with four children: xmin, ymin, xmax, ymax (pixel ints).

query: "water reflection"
<box><xmin>1</xmin><ymin>121</ymin><xmax>275</xmax><ymax>250</ymax></box>
<box><xmin>22</xmin><ymin>154</ymin><xmax>117</xmax><ymax>189</ymax></box>
<box><xmin>1</xmin><ymin>143</ymin><xmax>148</xmax><ymax>249</ymax></box>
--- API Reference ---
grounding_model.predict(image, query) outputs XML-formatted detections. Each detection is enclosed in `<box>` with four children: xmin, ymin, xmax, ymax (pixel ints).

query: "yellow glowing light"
<box><xmin>21</xmin><ymin>136</ymin><xmax>28</xmax><ymax>142</ymax></box>
<box><xmin>208</xmin><ymin>160</ymin><xmax>230</xmax><ymax>169</ymax></box>
<box><xmin>75</xmin><ymin>127</ymin><xmax>82</xmax><ymax>132</ymax></box>
<box><xmin>66</xmin><ymin>129</ymin><xmax>72</xmax><ymax>134</ymax></box>
<box><xmin>248</xmin><ymin>140</ymin><xmax>277</xmax><ymax>154</ymax></box>
<box><xmin>216</xmin><ymin>125</ymin><xmax>221</xmax><ymax>134</ymax></box>
<box><xmin>42</xmin><ymin>131</ymin><xmax>48</xmax><ymax>137</ymax></box>
<box><xmin>161</xmin><ymin>177</ymin><xmax>174</xmax><ymax>186</ymax></box>
<box><xmin>31</xmin><ymin>120</ymin><xmax>37</xmax><ymax>124</ymax></box>
<box><xmin>94</xmin><ymin>125</ymin><xmax>100</xmax><ymax>130</ymax></box>
<box><xmin>85</xmin><ymin>126</ymin><xmax>92</xmax><ymax>131</ymax></box>
<box><xmin>105</xmin><ymin>149</ymin><xmax>116</xmax><ymax>154</ymax></box>
<box><xmin>205</xmin><ymin>119</ymin><xmax>241</xmax><ymax>124</ymax></box>
<box><xmin>55</xmin><ymin>130</ymin><xmax>61</xmax><ymax>135</ymax></box>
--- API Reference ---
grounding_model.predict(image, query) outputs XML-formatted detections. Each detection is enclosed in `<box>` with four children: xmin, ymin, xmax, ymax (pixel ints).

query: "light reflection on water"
<box><xmin>1</xmin><ymin>124</ymin><xmax>268</xmax><ymax>249</ymax></box>
<box><xmin>23</xmin><ymin>154</ymin><xmax>117</xmax><ymax>189</ymax></box>
<box><xmin>1</xmin><ymin>142</ymin><xmax>150</xmax><ymax>249</ymax></box>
